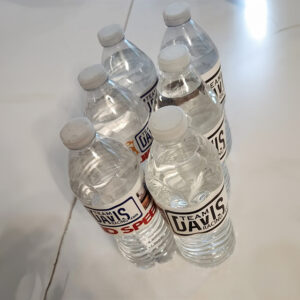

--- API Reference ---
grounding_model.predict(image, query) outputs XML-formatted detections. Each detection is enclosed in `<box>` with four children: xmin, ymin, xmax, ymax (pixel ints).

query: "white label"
<box><xmin>204</xmin><ymin>113</ymin><xmax>227</xmax><ymax>162</ymax></box>
<box><xmin>84</xmin><ymin>172</ymin><xmax>157</xmax><ymax>235</ymax></box>
<box><xmin>140</xmin><ymin>79</ymin><xmax>158</xmax><ymax>113</ymax></box>
<box><xmin>201</xmin><ymin>60</ymin><xmax>226</xmax><ymax>104</ymax></box>
<box><xmin>125</xmin><ymin>119</ymin><xmax>153</xmax><ymax>164</ymax></box>
<box><xmin>160</xmin><ymin>183</ymin><xmax>228</xmax><ymax>236</ymax></box>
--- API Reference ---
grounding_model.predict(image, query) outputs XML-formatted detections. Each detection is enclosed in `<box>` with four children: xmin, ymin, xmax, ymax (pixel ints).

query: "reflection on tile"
<box><xmin>244</xmin><ymin>0</ymin><xmax>268</xmax><ymax>40</ymax></box>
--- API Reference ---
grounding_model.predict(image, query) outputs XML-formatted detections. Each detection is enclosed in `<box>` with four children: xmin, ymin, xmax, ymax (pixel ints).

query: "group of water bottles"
<box><xmin>60</xmin><ymin>2</ymin><xmax>235</xmax><ymax>268</ymax></box>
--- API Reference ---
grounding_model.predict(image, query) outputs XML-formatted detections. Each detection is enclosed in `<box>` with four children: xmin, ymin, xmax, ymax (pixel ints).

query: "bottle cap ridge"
<box><xmin>98</xmin><ymin>24</ymin><xmax>125</xmax><ymax>47</ymax></box>
<box><xmin>60</xmin><ymin>117</ymin><xmax>96</xmax><ymax>150</ymax></box>
<box><xmin>78</xmin><ymin>64</ymin><xmax>108</xmax><ymax>91</ymax></box>
<box><xmin>163</xmin><ymin>2</ymin><xmax>191</xmax><ymax>27</ymax></box>
<box><xmin>149</xmin><ymin>106</ymin><xmax>188</xmax><ymax>143</ymax></box>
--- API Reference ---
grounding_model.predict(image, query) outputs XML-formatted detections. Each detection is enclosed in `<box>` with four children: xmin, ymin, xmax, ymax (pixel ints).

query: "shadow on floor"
<box><xmin>0</xmin><ymin>217</ymin><xmax>67</xmax><ymax>300</ymax></box>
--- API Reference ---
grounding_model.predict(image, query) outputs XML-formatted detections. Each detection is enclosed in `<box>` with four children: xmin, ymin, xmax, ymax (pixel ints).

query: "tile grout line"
<box><xmin>124</xmin><ymin>0</ymin><xmax>135</xmax><ymax>31</ymax></box>
<box><xmin>275</xmin><ymin>23</ymin><xmax>300</xmax><ymax>33</ymax></box>
<box><xmin>43</xmin><ymin>197</ymin><xmax>77</xmax><ymax>300</ymax></box>
<box><xmin>43</xmin><ymin>2</ymin><xmax>134</xmax><ymax>298</ymax></box>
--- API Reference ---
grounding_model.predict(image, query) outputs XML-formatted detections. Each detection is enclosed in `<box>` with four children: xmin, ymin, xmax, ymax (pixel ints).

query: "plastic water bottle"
<box><xmin>78</xmin><ymin>64</ymin><xmax>153</xmax><ymax>165</ymax></box>
<box><xmin>98</xmin><ymin>24</ymin><xmax>158</xmax><ymax>113</ymax></box>
<box><xmin>145</xmin><ymin>106</ymin><xmax>235</xmax><ymax>266</ymax></box>
<box><xmin>161</xmin><ymin>1</ymin><xmax>232</xmax><ymax>153</ymax></box>
<box><xmin>157</xmin><ymin>44</ymin><xmax>230</xmax><ymax>193</ymax></box>
<box><xmin>60</xmin><ymin>117</ymin><xmax>175</xmax><ymax>268</ymax></box>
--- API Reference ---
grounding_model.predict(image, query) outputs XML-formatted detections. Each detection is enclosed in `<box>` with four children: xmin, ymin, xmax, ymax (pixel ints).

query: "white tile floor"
<box><xmin>1</xmin><ymin>0</ymin><xmax>300</xmax><ymax>299</ymax></box>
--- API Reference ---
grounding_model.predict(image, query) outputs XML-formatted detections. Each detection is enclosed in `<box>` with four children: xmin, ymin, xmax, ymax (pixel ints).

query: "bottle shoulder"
<box><xmin>157</xmin><ymin>67</ymin><xmax>201</xmax><ymax>98</ymax></box>
<box><xmin>161</xmin><ymin>20</ymin><xmax>220</xmax><ymax>73</ymax></box>
<box><xmin>84</xmin><ymin>83</ymin><xmax>149</xmax><ymax>140</ymax></box>
<box><xmin>101</xmin><ymin>40</ymin><xmax>157</xmax><ymax>96</ymax></box>
<box><xmin>162</xmin><ymin>20</ymin><xmax>217</xmax><ymax>52</ymax></box>
<box><xmin>101</xmin><ymin>40</ymin><xmax>156</xmax><ymax>75</ymax></box>
<box><xmin>69</xmin><ymin>137</ymin><xmax>139</xmax><ymax>207</ymax></box>
<box><xmin>157</xmin><ymin>81</ymin><xmax>223</xmax><ymax>134</ymax></box>
<box><xmin>145</xmin><ymin>131</ymin><xmax>223</xmax><ymax>209</ymax></box>
<box><xmin>148</xmin><ymin>130</ymin><xmax>219</xmax><ymax>166</ymax></box>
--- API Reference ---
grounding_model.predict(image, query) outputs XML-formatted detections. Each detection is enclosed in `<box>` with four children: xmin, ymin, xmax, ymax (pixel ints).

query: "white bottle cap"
<box><xmin>60</xmin><ymin>117</ymin><xmax>96</xmax><ymax>150</ymax></box>
<box><xmin>158</xmin><ymin>44</ymin><xmax>190</xmax><ymax>73</ymax></box>
<box><xmin>163</xmin><ymin>2</ymin><xmax>191</xmax><ymax>27</ymax></box>
<box><xmin>97</xmin><ymin>24</ymin><xmax>125</xmax><ymax>47</ymax></box>
<box><xmin>149</xmin><ymin>106</ymin><xmax>188</xmax><ymax>143</ymax></box>
<box><xmin>78</xmin><ymin>64</ymin><xmax>108</xmax><ymax>91</ymax></box>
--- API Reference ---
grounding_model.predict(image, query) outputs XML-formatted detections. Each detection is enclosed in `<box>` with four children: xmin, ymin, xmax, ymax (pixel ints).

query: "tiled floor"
<box><xmin>2</xmin><ymin>0</ymin><xmax>300</xmax><ymax>299</ymax></box>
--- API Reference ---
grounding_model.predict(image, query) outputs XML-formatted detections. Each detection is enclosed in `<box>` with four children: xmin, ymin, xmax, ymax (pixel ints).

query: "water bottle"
<box><xmin>78</xmin><ymin>64</ymin><xmax>153</xmax><ymax>165</ymax></box>
<box><xmin>145</xmin><ymin>106</ymin><xmax>235</xmax><ymax>266</ymax></box>
<box><xmin>161</xmin><ymin>1</ymin><xmax>232</xmax><ymax>153</ymax></box>
<box><xmin>60</xmin><ymin>117</ymin><xmax>175</xmax><ymax>268</ymax></box>
<box><xmin>157</xmin><ymin>44</ymin><xmax>230</xmax><ymax>193</ymax></box>
<box><xmin>98</xmin><ymin>24</ymin><xmax>158</xmax><ymax>113</ymax></box>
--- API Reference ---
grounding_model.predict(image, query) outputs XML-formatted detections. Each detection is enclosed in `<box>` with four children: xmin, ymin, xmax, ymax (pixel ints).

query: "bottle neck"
<box><xmin>158</xmin><ymin>64</ymin><xmax>202</xmax><ymax>99</ymax></box>
<box><xmin>74</xmin><ymin>134</ymin><xmax>97</xmax><ymax>152</ymax></box>
<box><xmin>160</xmin><ymin>64</ymin><xmax>199</xmax><ymax>81</ymax></box>
<box><xmin>156</xmin><ymin>126</ymin><xmax>190</xmax><ymax>146</ymax></box>
<box><xmin>166</xmin><ymin>18</ymin><xmax>192</xmax><ymax>28</ymax></box>
<box><xmin>84</xmin><ymin>79</ymin><xmax>113</xmax><ymax>103</ymax></box>
<box><xmin>102</xmin><ymin>38</ymin><xmax>130</xmax><ymax>54</ymax></box>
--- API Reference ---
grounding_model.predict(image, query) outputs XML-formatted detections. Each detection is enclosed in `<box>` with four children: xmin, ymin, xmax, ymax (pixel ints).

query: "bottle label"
<box><xmin>84</xmin><ymin>172</ymin><xmax>157</xmax><ymax>235</ymax></box>
<box><xmin>204</xmin><ymin>113</ymin><xmax>227</xmax><ymax>162</ymax></box>
<box><xmin>125</xmin><ymin>118</ymin><xmax>153</xmax><ymax>164</ymax></box>
<box><xmin>140</xmin><ymin>78</ymin><xmax>158</xmax><ymax>113</ymax></box>
<box><xmin>158</xmin><ymin>183</ymin><xmax>228</xmax><ymax>236</ymax></box>
<box><xmin>201</xmin><ymin>60</ymin><xmax>226</xmax><ymax>105</ymax></box>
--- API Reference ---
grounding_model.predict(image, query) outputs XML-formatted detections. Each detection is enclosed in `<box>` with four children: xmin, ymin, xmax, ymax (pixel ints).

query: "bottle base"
<box><xmin>175</xmin><ymin>219</ymin><xmax>235</xmax><ymax>267</ymax></box>
<box><xmin>117</xmin><ymin>213</ymin><xmax>176</xmax><ymax>268</ymax></box>
<box><xmin>133</xmin><ymin>236</ymin><xmax>176</xmax><ymax>269</ymax></box>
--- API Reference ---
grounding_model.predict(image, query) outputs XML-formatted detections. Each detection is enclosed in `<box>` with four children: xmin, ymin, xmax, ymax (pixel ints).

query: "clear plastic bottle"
<box><xmin>78</xmin><ymin>64</ymin><xmax>153</xmax><ymax>165</ymax></box>
<box><xmin>145</xmin><ymin>106</ymin><xmax>235</xmax><ymax>266</ymax></box>
<box><xmin>157</xmin><ymin>44</ymin><xmax>230</xmax><ymax>193</ymax></box>
<box><xmin>161</xmin><ymin>1</ymin><xmax>232</xmax><ymax>153</ymax></box>
<box><xmin>60</xmin><ymin>117</ymin><xmax>175</xmax><ymax>268</ymax></box>
<box><xmin>98</xmin><ymin>24</ymin><xmax>158</xmax><ymax>113</ymax></box>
